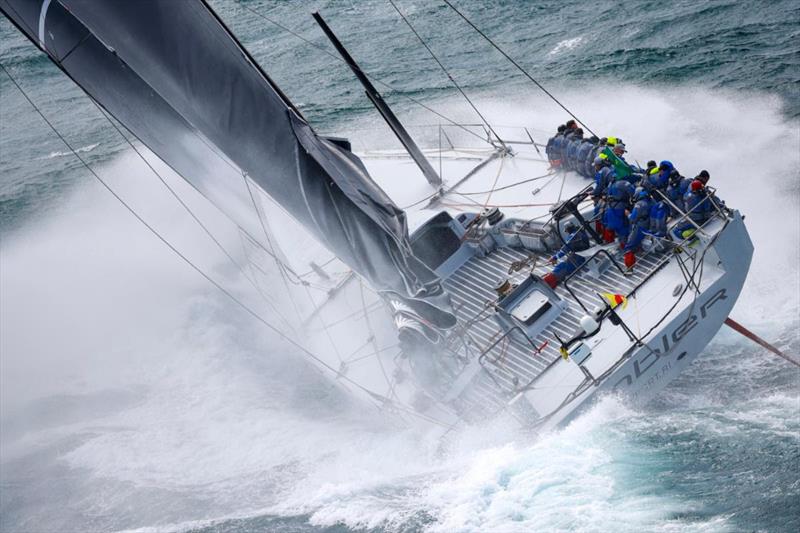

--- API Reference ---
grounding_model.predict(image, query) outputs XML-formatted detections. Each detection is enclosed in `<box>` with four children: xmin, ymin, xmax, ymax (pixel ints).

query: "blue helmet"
<box><xmin>658</xmin><ymin>160</ymin><xmax>674</xmax><ymax>172</ymax></box>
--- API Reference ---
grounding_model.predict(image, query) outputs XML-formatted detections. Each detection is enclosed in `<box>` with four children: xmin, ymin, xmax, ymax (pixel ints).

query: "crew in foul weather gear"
<box><xmin>565</xmin><ymin>128</ymin><xmax>584</xmax><ymax>171</ymax></box>
<box><xmin>603</xmin><ymin>178</ymin><xmax>634</xmax><ymax>244</ymax></box>
<box><xmin>576</xmin><ymin>136</ymin><xmax>597</xmax><ymax>178</ymax></box>
<box><xmin>672</xmin><ymin>179</ymin><xmax>712</xmax><ymax>239</ymax></box>
<box><xmin>644</xmin><ymin>160</ymin><xmax>673</xmax><ymax>193</ymax></box>
<box><xmin>623</xmin><ymin>187</ymin><xmax>652</xmax><ymax>267</ymax></box>
<box><xmin>665</xmin><ymin>170</ymin><xmax>691</xmax><ymax>216</ymax></box>
<box><xmin>592</xmin><ymin>156</ymin><xmax>616</xmax><ymax>234</ymax></box>
<box><xmin>543</xmin><ymin>253</ymin><xmax>586</xmax><ymax>289</ymax></box>
<box><xmin>543</xmin><ymin>221</ymin><xmax>588</xmax><ymax>289</ymax></box>
<box><xmin>550</xmin><ymin>221</ymin><xmax>591</xmax><ymax>263</ymax></box>
<box><xmin>546</xmin><ymin>124</ymin><xmax>567</xmax><ymax>167</ymax></box>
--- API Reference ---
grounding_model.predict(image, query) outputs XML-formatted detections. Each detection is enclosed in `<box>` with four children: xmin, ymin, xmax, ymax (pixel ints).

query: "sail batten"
<box><xmin>0</xmin><ymin>0</ymin><xmax>455</xmax><ymax>329</ymax></box>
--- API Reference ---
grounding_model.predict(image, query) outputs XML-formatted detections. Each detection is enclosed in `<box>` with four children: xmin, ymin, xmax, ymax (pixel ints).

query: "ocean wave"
<box><xmin>34</xmin><ymin>142</ymin><xmax>100</xmax><ymax>160</ymax></box>
<box><xmin>548</xmin><ymin>36</ymin><xmax>584</xmax><ymax>55</ymax></box>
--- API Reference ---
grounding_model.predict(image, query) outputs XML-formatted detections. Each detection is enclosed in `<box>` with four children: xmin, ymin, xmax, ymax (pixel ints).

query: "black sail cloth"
<box><xmin>0</xmin><ymin>0</ymin><xmax>456</xmax><ymax>329</ymax></box>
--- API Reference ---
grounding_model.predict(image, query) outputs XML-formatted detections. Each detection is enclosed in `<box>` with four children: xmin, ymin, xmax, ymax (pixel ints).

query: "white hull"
<box><xmin>253</xmin><ymin>132</ymin><xmax>754</xmax><ymax>432</ymax></box>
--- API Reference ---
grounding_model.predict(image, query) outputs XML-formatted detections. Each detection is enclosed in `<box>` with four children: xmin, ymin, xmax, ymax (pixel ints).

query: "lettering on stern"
<box><xmin>611</xmin><ymin>288</ymin><xmax>727</xmax><ymax>396</ymax></box>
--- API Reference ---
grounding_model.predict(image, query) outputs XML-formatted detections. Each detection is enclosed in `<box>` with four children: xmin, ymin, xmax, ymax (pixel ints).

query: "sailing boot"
<box><xmin>624</xmin><ymin>251</ymin><xmax>636</xmax><ymax>268</ymax></box>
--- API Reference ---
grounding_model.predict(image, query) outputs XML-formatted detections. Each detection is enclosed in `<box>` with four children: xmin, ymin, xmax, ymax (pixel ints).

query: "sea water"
<box><xmin>1</xmin><ymin>1</ymin><xmax>798</xmax><ymax>532</ymax></box>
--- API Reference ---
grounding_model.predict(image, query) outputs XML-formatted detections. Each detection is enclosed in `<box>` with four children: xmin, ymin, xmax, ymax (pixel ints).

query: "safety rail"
<box><xmin>652</xmin><ymin>186</ymin><xmax>727</xmax><ymax>236</ymax></box>
<box><xmin>476</xmin><ymin>324</ymin><xmax>564</xmax><ymax>395</ymax></box>
<box><xmin>530</xmin><ymin>209</ymin><xmax>734</xmax><ymax>429</ymax></box>
<box><xmin>477</xmin><ymin>325</ymin><xmax>535</xmax><ymax>366</ymax></box>
<box><xmin>563</xmin><ymin>201</ymin><xmax>727</xmax><ymax>313</ymax></box>
<box><xmin>562</xmin><ymin>248</ymin><xmax>632</xmax><ymax>313</ymax></box>
<box><xmin>333</xmin><ymin>122</ymin><xmax>548</xmax><ymax>153</ymax></box>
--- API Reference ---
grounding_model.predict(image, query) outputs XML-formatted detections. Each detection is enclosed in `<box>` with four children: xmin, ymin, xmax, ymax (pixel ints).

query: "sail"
<box><xmin>0</xmin><ymin>0</ymin><xmax>456</xmax><ymax>329</ymax></box>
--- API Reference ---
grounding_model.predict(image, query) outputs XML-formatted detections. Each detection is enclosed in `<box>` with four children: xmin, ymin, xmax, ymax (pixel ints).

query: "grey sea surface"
<box><xmin>1</xmin><ymin>1</ymin><xmax>798</xmax><ymax>532</ymax></box>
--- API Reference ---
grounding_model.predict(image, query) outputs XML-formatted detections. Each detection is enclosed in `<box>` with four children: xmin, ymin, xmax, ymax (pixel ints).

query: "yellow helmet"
<box><xmin>606</xmin><ymin>136</ymin><xmax>618</xmax><ymax>146</ymax></box>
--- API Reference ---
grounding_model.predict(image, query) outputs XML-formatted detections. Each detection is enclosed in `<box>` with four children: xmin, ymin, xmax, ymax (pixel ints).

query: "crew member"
<box><xmin>604</xmin><ymin>177</ymin><xmax>634</xmax><ymax>245</ymax></box>
<box><xmin>665</xmin><ymin>170</ymin><xmax>691</xmax><ymax>216</ymax></box>
<box><xmin>592</xmin><ymin>156</ymin><xmax>616</xmax><ymax>234</ymax></box>
<box><xmin>549</xmin><ymin>221</ymin><xmax>590</xmax><ymax>263</ymax></box>
<box><xmin>543</xmin><ymin>222</ymin><xmax>588</xmax><ymax>288</ymax></box>
<box><xmin>623</xmin><ymin>187</ymin><xmax>652</xmax><ymax>267</ymax></box>
<box><xmin>576</xmin><ymin>135</ymin><xmax>598</xmax><ymax>178</ymax></box>
<box><xmin>672</xmin><ymin>179</ymin><xmax>711</xmax><ymax>239</ymax></box>
<box><xmin>546</xmin><ymin>124</ymin><xmax>567</xmax><ymax>167</ymax></box>
<box><xmin>564</xmin><ymin>128</ymin><xmax>584</xmax><ymax>171</ymax></box>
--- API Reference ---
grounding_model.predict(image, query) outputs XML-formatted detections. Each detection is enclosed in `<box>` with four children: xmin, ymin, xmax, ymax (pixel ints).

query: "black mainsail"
<box><xmin>0</xmin><ymin>0</ymin><xmax>456</xmax><ymax>330</ymax></box>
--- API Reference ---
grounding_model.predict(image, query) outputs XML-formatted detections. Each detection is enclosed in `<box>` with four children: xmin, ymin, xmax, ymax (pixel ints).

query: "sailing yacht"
<box><xmin>0</xmin><ymin>0</ymin><xmax>753</xmax><ymax>433</ymax></box>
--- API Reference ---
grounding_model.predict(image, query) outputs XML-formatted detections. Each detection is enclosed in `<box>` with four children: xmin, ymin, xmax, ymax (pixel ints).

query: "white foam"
<box><xmin>549</xmin><ymin>36</ymin><xmax>584</xmax><ymax>55</ymax></box>
<box><xmin>2</xmin><ymin>84</ymin><xmax>797</xmax><ymax>532</ymax></box>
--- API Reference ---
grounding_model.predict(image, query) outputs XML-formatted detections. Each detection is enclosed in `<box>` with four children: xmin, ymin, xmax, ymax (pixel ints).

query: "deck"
<box><xmin>442</xmin><ymin>244</ymin><xmax>671</xmax><ymax>423</ymax></box>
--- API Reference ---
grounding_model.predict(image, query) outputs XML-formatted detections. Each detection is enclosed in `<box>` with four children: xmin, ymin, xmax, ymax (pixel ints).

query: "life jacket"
<box><xmin>576</xmin><ymin>139</ymin><xmax>596</xmax><ymax>178</ymax></box>
<box><xmin>607</xmin><ymin>179</ymin><xmax>634</xmax><ymax>206</ymax></box>
<box><xmin>648</xmin><ymin>201</ymin><xmax>669</xmax><ymax>237</ymax></box>
<box><xmin>566</xmin><ymin>136</ymin><xmax>583</xmax><ymax>170</ymax></box>
<box><xmin>554</xmin><ymin>228</ymin><xmax>590</xmax><ymax>260</ymax></box>
<box><xmin>593</xmin><ymin>166</ymin><xmax>616</xmax><ymax>198</ymax></box>
<box><xmin>684</xmin><ymin>190</ymin><xmax>711</xmax><ymax>224</ymax></box>
<box><xmin>665</xmin><ymin>176</ymin><xmax>691</xmax><ymax>216</ymax></box>
<box><xmin>629</xmin><ymin>198</ymin><xmax>652</xmax><ymax>229</ymax></box>
<box><xmin>561</xmin><ymin>132</ymin><xmax>581</xmax><ymax>166</ymax></box>
<box><xmin>645</xmin><ymin>169</ymin><xmax>669</xmax><ymax>193</ymax></box>
<box><xmin>546</xmin><ymin>133</ymin><xmax>564</xmax><ymax>164</ymax></box>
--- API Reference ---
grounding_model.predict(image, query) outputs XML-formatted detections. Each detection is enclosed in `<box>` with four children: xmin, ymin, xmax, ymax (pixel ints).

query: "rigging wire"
<box><xmin>87</xmin><ymin>103</ymin><xmax>296</xmax><ymax>333</ymax></box>
<box><xmin>440</xmin><ymin>0</ymin><xmax>598</xmax><ymax>138</ymax></box>
<box><xmin>439</xmin><ymin>200</ymin><xmax>559</xmax><ymax>209</ymax></box>
<box><xmin>388</xmin><ymin>0</ymin><xmax>508</xmax><ymax>150</ymax></box>
<box><xmin>479</xmin><ymin>155</ymin><xmax>506</xmax><ymax>211</ymax></box>
<box><xmin>32</xmin><ymin>2</ymin><xmax>314</xmax><ymax>288</ymax></box>
<box><xmin>456</xmin><ymin>171</ymin><xmax>554</xmax><ymax>196</ymax></box>
<box><xmin>1</xmin><ymin>63</ymin><xmax>456</xmax><ymax>431</ymax></box>
<box><xmin>4</xmin><ymin>1</ymin><xmax>306</xmax><ymax>321</ymax></box>
<box><xmin>243</xmin><ymin>173</ymin><xmax>308</xmax><ymax>326</ymax></box>
<box><xmin>359</xmin><ymin>280</ymin><xmax>398</xmax><ymax>399</ymax></box>
<box><xmin>236</xmin><ymin>0</ymin><xmax>491</xmax><ymax>147</ymax></box>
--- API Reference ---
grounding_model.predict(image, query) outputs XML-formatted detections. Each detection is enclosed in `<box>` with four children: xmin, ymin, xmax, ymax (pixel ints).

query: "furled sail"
<box><xmin>0</xmin><ymin>0</ymin><xmax>456</xmax><ymax>330</ymax></box>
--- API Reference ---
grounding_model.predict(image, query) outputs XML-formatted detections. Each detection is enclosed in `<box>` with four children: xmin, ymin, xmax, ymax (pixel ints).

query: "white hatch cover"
<box><xmin>510</xmin><ymin>289</ymin><xmax>551</xmax><ymax>324</ymax></box>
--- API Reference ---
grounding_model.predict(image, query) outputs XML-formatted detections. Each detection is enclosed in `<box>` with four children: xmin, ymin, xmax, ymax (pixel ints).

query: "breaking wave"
<box><xmin>548</xmin><ymin>36</ymin><xmax>584</xmax><ymax>55</ymax></box>
<box><xmin>1</xmin><ymin>84</ymin><xmax>798</xmax><ymax>533</ymax></box>
<box><xmin>35</xmin><ymin>142</ymin><xmax>100</xmax><ymax>160</ymax></box>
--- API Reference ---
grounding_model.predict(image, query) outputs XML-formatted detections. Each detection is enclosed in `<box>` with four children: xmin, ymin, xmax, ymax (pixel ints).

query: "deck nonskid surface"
<box><xmin>442</xmin><ymin>244</ymin><xmax>671</xmax><ymax>422</ymax></box>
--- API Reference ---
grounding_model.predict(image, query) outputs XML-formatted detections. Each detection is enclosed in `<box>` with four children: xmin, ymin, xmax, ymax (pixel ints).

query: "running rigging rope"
<box><xmin>1</xmin><ymin>63</ymin><xmax>456</xmax><ymax>430</ymax></box>
<box><xmin>441</xmin><ymin>0</ymin><xmax>598</xmax><ymax>138</ymax></box>
<box><xmin>388</xmin><ymin>0</ymin><xmax>508</xmax><ymax>150</ymax></box>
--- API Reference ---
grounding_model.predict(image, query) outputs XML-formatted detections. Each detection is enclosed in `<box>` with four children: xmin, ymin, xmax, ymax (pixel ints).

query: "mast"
<box><xmin>0</xmin><ymin>0</ymin><xmax>455</xmax><ymax>332</ymax></box>
<box><xmin>312</xmin><ymin>11</ymin><xmax>442</xmax><ymax>189</ymax></box>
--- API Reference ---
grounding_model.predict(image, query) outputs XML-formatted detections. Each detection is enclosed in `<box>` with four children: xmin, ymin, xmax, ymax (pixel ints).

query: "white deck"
<box><xmin>247</xmin><ymin>133</ymin><xmax>752</xmax><ymax>431</ymax></box>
